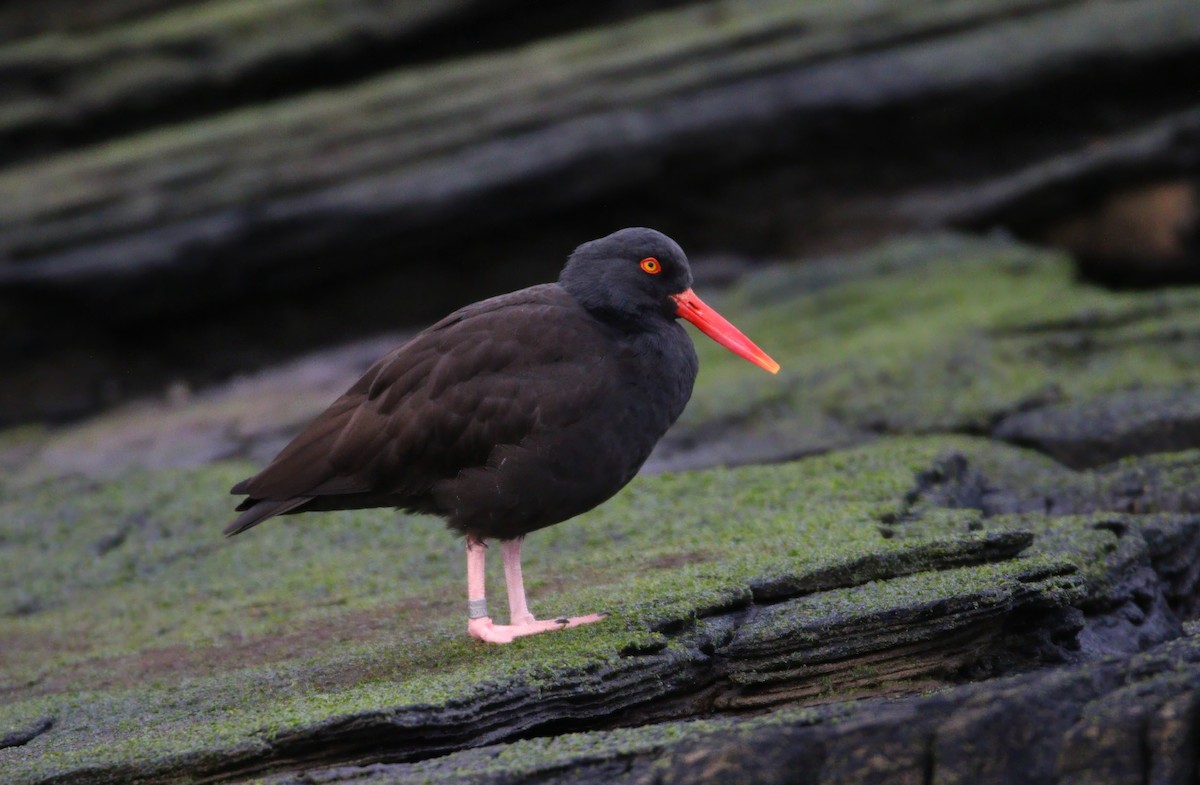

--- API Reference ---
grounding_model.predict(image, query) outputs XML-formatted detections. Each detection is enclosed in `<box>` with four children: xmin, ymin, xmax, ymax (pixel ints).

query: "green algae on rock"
<box><xmin>349</xmin><ymin>625</ymin><xmax>1200</xmax><ymax>785</ymax></box>
<box><xmin>4</xmin><ymin>436</ymin><xmax>1199</xmax><ymax>784</ymax></box>
<box><xmin>659</xmin><ymin>234</ymin><xmax>1200</xmax><ymax>469</ymax></box>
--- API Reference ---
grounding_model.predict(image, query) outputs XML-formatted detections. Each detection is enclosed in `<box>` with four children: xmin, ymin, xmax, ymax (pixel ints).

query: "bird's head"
<box><xmin>560</xmin><ymin>227</ymin><xmax>779</xmax><ymax>374</ymax></box>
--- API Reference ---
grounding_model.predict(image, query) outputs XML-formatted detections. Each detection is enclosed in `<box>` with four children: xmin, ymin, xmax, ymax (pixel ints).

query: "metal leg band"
<box><xmin>468</xmin><ymin>598</ymin><xmax>489</xmax><ymax>619</ymax></box>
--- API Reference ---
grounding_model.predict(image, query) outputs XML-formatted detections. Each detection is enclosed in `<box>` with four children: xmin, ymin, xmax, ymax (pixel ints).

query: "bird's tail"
<box><xmin>223</xmin><ymin>496</ymin><xmax>313</xmax><ymax>537</ymax></box>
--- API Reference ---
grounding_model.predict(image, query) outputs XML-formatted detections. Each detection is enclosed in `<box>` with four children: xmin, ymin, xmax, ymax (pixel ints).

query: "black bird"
<box><xmin>226</xmin><ymin>228</ymin><xmax>778</xmax><ymax>643</ymax></box>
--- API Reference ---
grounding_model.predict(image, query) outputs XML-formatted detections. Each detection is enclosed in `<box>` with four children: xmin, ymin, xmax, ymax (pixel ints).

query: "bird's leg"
<box><xmin>464</xmin><ymin>536</ymin><xmax>605</xmax><ymax>644</ymax></box>
<box><xmin>500</xmin><ymin>537</ymin><xmax>536</xmax><ymax>625</ymax></box>
<box><xmin>500</xmin><ymin>537</ymin><xmax>606</xmax><ymax>630</ymax></box>
<box><xmin>465</xmin><ymin>536</ymin><xmax>563</xmax><ymax>644</ymax></box>
<box><xmin>465</xmin><ymin>536</ymin><xmax>492</xmax><ymax>637</ymax></box>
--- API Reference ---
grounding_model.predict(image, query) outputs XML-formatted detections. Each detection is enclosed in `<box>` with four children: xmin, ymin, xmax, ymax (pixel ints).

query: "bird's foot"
<box><xmin>467</xmin><ymin>613</ymin><xmax>607</xmax><ymax>644</ymax></box>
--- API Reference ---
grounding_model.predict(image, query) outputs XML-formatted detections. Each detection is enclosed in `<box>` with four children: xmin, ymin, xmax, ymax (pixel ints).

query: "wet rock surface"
<box><xmin>993</xmin><ymin>389</ymin><xmax>1200</xmax><ymax>469</ymax></box>
<box><xmin>4</xmin><ymin>235</ymin><xmax>1200</xmax><ymax>784</ymax></box>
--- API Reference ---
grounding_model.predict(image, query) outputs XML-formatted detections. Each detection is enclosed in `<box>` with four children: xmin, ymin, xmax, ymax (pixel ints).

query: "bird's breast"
<box><xmin>618</xmin><ymin>320</ymin><xmax>699</xmax><ymax>422</ymax></box>
<box><xmin>434</xmin><ymin>318</ymin><xmax>697</xmax><ymax>538</ymax></box>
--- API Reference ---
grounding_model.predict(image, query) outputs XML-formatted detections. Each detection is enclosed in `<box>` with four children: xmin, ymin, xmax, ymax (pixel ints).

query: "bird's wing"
<box><xmin>228</xmin><ymin>285</ymin><xmax>614</xmax><ymax>524</ymax></box>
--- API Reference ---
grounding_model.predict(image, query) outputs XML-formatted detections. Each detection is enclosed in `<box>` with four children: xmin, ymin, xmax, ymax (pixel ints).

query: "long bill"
<box><xmin>671</xmin><ymin>288</ymin><xmax>780</xmax><ymax>374</ymax></box>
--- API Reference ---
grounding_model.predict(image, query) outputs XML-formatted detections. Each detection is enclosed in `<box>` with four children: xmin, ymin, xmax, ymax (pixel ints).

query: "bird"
<box><xmin>225</xmin><ymin>227</ymin><xmax>779</xmax><ymax>644</ymax></box>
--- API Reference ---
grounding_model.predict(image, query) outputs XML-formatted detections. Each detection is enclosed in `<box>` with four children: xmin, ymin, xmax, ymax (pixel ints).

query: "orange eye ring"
<box><xmin>640</xmin><ymin>257</ymin><xmax>662</xmax><ymax>275</ymax></box>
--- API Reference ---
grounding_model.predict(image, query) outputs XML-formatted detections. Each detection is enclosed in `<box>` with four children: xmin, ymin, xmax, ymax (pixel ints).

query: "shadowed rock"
<box><xmin>993</xmin><ymin>389</ymin><xmax>1200</xmax><ymax>468</ymax></box>
<box><xmin>3</xmin><ymin>0</ymin><xmax>1200</xmax><ymax>423</ymax></box>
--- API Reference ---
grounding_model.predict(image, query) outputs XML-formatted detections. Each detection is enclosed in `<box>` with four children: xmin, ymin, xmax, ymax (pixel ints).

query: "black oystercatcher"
<box><xmin>226</xmin><ymin>228</ymin><xmax>778</xmax><ymax>643</ymax></box>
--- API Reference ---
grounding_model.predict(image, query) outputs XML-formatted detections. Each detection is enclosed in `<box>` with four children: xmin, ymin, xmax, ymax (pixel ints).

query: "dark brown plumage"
<box><xmin>226</xmin><ymin>227</ymin><xmax>777</xmax><ymax>643</ymax></box>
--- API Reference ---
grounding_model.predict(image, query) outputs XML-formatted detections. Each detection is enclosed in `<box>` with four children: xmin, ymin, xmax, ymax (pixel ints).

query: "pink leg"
<box><xmin>465</xmin><ymin>537</ymin><xmax>606</xmax><ymax>644</ymax></box>
<box><xmin>501</xmin><ymin>538</ymin><xmax>535</xmax><ymax>624</ymax></box>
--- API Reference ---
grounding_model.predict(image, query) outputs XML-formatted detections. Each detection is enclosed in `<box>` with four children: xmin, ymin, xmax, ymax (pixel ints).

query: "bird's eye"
<box><xmin>640</xmin><ymin>257</ymin><xmax>662</xmax><ymax>275</ymax></box>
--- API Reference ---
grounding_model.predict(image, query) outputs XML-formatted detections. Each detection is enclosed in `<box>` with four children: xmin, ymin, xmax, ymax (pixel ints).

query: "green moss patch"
<box><xmin>0</xmin><ymin>436</ymin><xmax>1089</xmax><ymax>784</ymax></box>
<box><xmin>677</xmin><ymin>234</ymin><xmax>1200</xmax><ymax>441</ymax></box>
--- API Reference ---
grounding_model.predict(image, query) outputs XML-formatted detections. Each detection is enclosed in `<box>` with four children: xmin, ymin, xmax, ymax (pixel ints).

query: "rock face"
<box><xmin>2</xmin><ymin>0</ymin><xmax>1199</xmax><ymax>423</ymax></box>
<box><xmin>289</xmin><ymin>626</ymin><xmax>1200</xmax><ymax>785</ymax></box>
<box><xmin>4</xmin><ymin>235</ymin><xmax>1200</xmax><ymax>784</ymax></box>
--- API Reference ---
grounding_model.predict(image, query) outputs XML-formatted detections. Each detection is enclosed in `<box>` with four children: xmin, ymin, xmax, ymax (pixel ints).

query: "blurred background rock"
<box><xmin>1</xmin><ymin>0</ymin><xmax>1197</xmax><ymax>427</ymax></box>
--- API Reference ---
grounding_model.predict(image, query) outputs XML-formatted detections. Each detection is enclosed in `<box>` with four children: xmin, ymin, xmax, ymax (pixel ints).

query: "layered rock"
<box><xmin>4</xmin><ymin>235</ymin><xmax>1200</xmax><ymax>784</ymax></box>
<box><xmin>2</xmin><ymin>0</ymin><xmax>1198</xmax><ymax>423</ymax></box>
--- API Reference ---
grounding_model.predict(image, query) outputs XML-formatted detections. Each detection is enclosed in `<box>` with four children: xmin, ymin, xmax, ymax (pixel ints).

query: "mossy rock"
<box><xmin>659</xmin><ymin>233</ymin><xmax>1200</xmax><ymax>467</ymax></box>
<box><xmin>249</xmin><ymin>626</ymin><xmax>1200</xmax><ymax>784</ymax></box>
<box><xmin>5</xmin><ymin>233</ymin><xmax>1200</xmax><ymax>783</ymax></box>
<box><xmin>4</xmin><ymin>436</ymin><xmax>1199</xmax><ymax>784</ymax></box>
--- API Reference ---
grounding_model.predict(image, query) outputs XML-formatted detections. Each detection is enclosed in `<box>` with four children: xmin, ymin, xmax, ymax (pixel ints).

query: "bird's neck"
<box><xmin>559</xmin><ymin>284</ymin><xmax>672</xmax><ymax>335</ymax></box>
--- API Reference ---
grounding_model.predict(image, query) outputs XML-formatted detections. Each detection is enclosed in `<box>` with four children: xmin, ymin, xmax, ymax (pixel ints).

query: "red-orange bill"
<box><xmin>671</xmin><ymin>288</ymin><xmax>780</xmax><ymax>374</ymax></box>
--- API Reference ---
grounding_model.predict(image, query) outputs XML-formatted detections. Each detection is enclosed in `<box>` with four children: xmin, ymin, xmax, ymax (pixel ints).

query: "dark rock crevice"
<box><xmin>0</xmin><ymin>717</ymin><xmax>53</xmax><ymax>750</ymax></box>
<box><xmin>889</xmin><ymin>450</ymin><xmax>1200</xmax><ymax>658</ymax></box>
